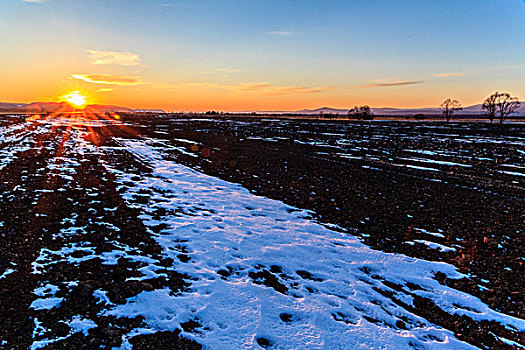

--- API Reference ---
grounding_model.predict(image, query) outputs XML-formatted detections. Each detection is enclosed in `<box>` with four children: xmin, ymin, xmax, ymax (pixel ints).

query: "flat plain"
<box><xmin>0</xmin><ymin>114</ymin><xmax>524</xmax><ymax>349</ymax></box>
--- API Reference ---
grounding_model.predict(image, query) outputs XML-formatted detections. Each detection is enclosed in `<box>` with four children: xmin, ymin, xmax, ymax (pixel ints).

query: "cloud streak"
<box><xmin>351</xmin><ymin>80</ymin><xmax>425</xmax><ymax>89</ymax></box>
<box><xmin>233</xmin><ymin>82</ymin><xmax>330</xmax><ymax>95</ymax></box>
<box><xmin>155</xmin><ymin>81</ymin><xmax>330</xmax><ymax>95</ymax></box>
<box><xmin>72</xmin><ymin>74</ymin><xmax>144</xmax><ymax>85</ymax></box>
<box><xmin>236</xmin><ymin>82</ymin><xmax>273</xmax><ymax>91</ymax></box>
<box><xmin>154</xmin><ymin>78</ymin><xmax>422</xmax><ymax>95</ymax></box>
<box><xmin>267</xmin><ymin>31</ymin><xmax>292</xmax><ymax>36</ymax></box>
<box><xmin>86</xmin><ymin>50</ymin><xmax>140</xmax><ymax>66</ymax></box>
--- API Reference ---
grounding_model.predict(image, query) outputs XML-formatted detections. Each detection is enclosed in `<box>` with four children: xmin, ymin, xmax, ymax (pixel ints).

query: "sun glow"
<box><xmin>62</xmin><ymin>91</ymin><xmax>87</xmax><ymax>108</ymax></box>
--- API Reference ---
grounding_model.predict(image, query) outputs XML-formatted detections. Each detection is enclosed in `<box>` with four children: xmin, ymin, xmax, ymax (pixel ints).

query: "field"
<box><xmin>0</xmin><ymin>114</ymin><xmax>524</xmax><ymax>349</ymax></box>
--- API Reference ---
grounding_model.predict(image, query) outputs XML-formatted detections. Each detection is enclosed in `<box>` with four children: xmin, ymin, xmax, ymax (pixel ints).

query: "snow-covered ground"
<box><xmin>1</xmin><ymin>118</ymin><xmax>523</xmax><ymax>349</ymax></box>
<box><xmin>96</xmin><ymin>137</ymin><xmax>523</xmax><ymax>349</ymax></box>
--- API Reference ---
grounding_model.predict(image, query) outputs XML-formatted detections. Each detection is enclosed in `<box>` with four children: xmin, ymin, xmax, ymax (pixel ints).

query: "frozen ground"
<box><xmin>102</xmin><ymin>137</ymin><xmax>524</xmax><ymax>349</ymax></box>
<box><xmin>0</xmin><ymin>115</ymin><xmax>523</xmax><ymax>349</ymax></box>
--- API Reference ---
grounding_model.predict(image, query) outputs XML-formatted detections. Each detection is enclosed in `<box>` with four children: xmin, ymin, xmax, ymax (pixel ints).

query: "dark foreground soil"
<box><xmin>0</xmin><ymin>114</ymin><xmax>523</xmax><ymax>349</ymax></box>
<box><xmin>0</xmin><ymin>118</ymin><xmax>201</xmax><ymax>349</ymax></box>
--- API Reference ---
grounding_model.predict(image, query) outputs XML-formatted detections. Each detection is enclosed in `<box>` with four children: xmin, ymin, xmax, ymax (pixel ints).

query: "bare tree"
<box><xmin>482</xmin><ymin>92</ymin><xmax>498</xmax><ymax>123</ymax></box>
<box><xmin>440</xmin><ymin>99</ymin><xmax>462</xmax><ymax>122</ymax></box>
<box><xmin>495</xmin><ymin>92</ymin><xmax>520</xmax><ymax>124</ymax></box>
<box><xmin>348</xmin><ymin>105</ymin><xmax>373</xmax><ymax>120</ymax></box>
<box><xmin>347</xmin><ymin>106</ymin><xmax>359</xmax><ymax>117</ymax></box>
<box><xmin>359</xmin><ymin>105</ymin><xmax>372</xmax><ymax>119</ymax></box>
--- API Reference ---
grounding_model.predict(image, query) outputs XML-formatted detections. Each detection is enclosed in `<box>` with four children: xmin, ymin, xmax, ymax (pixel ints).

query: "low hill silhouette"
<box><xmin>0</xmin><ymin>101</ymin><xmax>134</xmax><ymax>114</ymax></box>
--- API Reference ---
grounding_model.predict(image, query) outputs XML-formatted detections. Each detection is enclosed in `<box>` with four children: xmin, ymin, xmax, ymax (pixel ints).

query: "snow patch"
<box><xmin>98</xmin><ymin>138</ymin><xmax>525</xmax><ymax>349</ymax></box>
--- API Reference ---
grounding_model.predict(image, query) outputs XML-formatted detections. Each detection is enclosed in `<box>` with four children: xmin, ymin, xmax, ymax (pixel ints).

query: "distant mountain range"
<box><xmin>0</xmin><ymin>102</ymin><xmax>147</xmax><ymax>114</ymax></box>
<box><xmin>1</xmin><ymin>101</ymin><xmax>523</xmax><ymax>116</ymax></box>
<box><xmin>262</xmin><ymin>103</ymin><xmax>525</xmax><ymax>116</ymax></box>
<box><xmin>0</xmin><ymin>102</ymin><xmax>27</xmax><ymax>111</ymax></box>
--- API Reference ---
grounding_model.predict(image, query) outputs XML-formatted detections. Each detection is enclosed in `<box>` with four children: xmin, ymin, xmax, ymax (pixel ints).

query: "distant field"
<box><xmin>1</xmin><ymin>110</ymin><xmax>524</xmax><ymax>121</ymax></box>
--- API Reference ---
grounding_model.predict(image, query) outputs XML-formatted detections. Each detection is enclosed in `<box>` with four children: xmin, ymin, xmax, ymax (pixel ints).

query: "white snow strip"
<box><xmin>410</xmin><ymin>240</ymin><xmax>456</xmax><ymax>253</ymax></box>
<box><xmin>414</xmin><ymin>228</ymin><xmax>445</xmax><ymax>239</ymax></box>
<box><xmin>392</xmin><ymin>163</ymin><xmax>439</xmax><ymax>172</ymax></box>
<box><xmin>499</xmin><ymin>170</ymin><xmax>525</xmax><ymax>177</ymax></box>
<box><xmin>29</xmin><ymin>316</ymin><xmax>96</xmax><ymax>350</ymax></box>
<box><xmin>399</xmin><ymin>157</ymin><xmax>472</xmax><ymax>168</ymax></box>
<box><xmin>498</xmin><ymin>336</ymin><xmax>525</xmax><ymax>349</ymax></box>
<box><xmin>98</xmin><ymin>138</ymin><xmax>525</xmax><ymax>350</ymax></box>
<box><xmin>0</xmin><ymin>122</ymin><xmax>51</xmax><ymax>170</ymax></box>
<box><xmin>171</xmin><ymin>138</ymin><xmax>200</xmax><ymax>145</ymax></box>
<box><xmin>0</xmin><ymin>268</ymin><xmax>15</xmax><ymax>280</ymax></box>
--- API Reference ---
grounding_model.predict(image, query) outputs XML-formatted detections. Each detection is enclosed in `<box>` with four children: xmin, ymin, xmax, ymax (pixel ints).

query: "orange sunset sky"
<box><xmin>1</xmin><ymin>0</ymin><xmax>524</xmax><ymax>111</ymax></box>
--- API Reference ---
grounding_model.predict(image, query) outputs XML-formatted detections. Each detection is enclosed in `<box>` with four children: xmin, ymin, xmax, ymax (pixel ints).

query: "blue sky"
<box><xmin>1</xmin><ymin>0</ymin><xmax>524</xmax><ymax>110</ymax></box>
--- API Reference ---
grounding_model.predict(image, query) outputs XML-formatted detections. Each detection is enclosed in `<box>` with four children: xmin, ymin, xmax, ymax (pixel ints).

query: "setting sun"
<box><xmin>62</xmin><ymin>91</ymin><xmax>87</xmax><ymax>108</ymax></box>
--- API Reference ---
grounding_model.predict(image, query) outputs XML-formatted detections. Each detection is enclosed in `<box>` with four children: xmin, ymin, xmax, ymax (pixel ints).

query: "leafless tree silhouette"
<box><xmin>482</xmin><ymin>92</ymin><xmax>498</xmax><ymax>123</ymax></box>
<box><xmin>348</xmin><ymin>105</ymin><xmax>373</xmax><ymax>120</ymax></box>
<box><xmin>495</xmin><ymin>92</ymin><xmax>520</xmax><ymax>124</ymax></box>
<box><xmin>440</xmin><ymin>99</ymin><xmax>462</xmax><ymax>122</ymax></box>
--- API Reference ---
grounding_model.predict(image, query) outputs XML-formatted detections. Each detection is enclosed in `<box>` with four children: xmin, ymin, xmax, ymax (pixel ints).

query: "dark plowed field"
<box><xmin>1</xmin><ymin>114</ymin><xmax>523</xmax><ymax>349</ymax></box>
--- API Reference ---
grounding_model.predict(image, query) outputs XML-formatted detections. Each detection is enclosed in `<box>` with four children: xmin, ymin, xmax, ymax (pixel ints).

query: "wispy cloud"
<box><xmin>267</xmin><ymin>31</ymin><xmax>292</xmax><ymax>36</ymax></box>
<box><xmin>234</xmin><ymin>82</ymin><xmax>330</xmax><ymax>95</ymax></box>
<box><xmin>96</xmin><ymin>88</ymin><xmax>114</xmax><ymax>93</ymax></box>
<box><xmin>23</xmin><ymin>0</ymin><xmax>45</xmax><ymax>3</ymax></box>
<box><xmin>267</xmin><ymin>86</ymin><xmax>330</xmax><ymax>95</ymax></box>
<box><xmin>155</xmin><ymin>81</ymin><xmax>329</xmax><ymax>95</ymax></box>
<box><xmin>351</xmin><ymin>80</ymin><xmax>425</xmax><ymax>89</ymax></box>
<box><xmin>236</xmin><ymin>82</ymin><xmax>273</xmax><ymax>91</ymax></box>
<box><xmin>86</xmin><ymin>50</ymin><xmax>140</xmax><ymax>66</ymax></box>
<box><xmin>433</xmin><ymin>72</ymin><xmax>469</xmax><ymax>78</ymax></box>
<box><xmin>72</xmin><ymin>74</ymin><xmax>144</xmax><ymax>85</ymax></box>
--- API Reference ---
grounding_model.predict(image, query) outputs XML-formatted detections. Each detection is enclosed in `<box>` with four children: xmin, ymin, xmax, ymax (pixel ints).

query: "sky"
<box><xmin>0</xmin><ymin>0</ymin><xmax>524</xmax><ymax>111</ymax></box>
